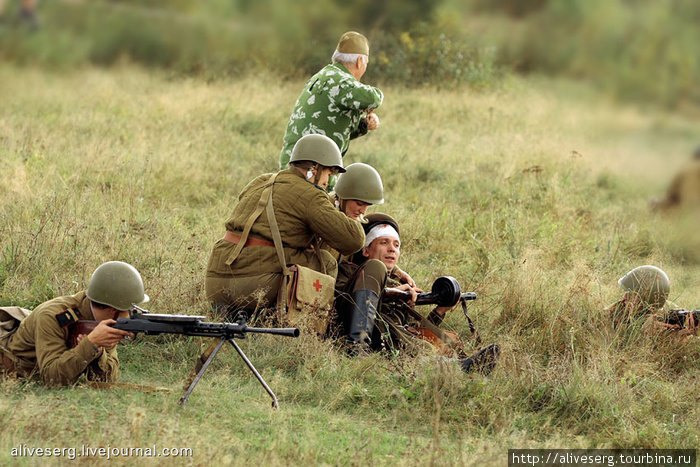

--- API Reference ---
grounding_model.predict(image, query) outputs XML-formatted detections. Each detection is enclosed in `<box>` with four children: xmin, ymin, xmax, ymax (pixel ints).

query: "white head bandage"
<box><xmin>364</xmin><ymin>224</ymin><xmax>400</xmax><ymax>248</ymax></box>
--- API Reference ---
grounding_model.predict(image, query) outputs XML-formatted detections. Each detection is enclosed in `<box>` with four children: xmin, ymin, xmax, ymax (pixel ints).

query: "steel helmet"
<box><xmin>289</xmin><ymin>134</ymin><xmax>345</xmax><ymax>173</ymax></box>
<box><xmin>86</xmin><ymin>261</ymin><xmax>149</xmax><ymax>311</ymax></box>
<box><xmin>334</xmin><ymin>163</ymin><xmax>384</xmax><ymax>205</ymax></box>
<box><xmin>618</xmin><ymin>265</ymin><xmax>670</xmax><ymax>310</ymax></box>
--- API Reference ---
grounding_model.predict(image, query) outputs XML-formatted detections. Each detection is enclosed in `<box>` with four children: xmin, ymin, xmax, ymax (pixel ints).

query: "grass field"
<box><xmin>1</xmin><ymin>64</ymin><xmax>699</xmax><ymax>465</ymax></box>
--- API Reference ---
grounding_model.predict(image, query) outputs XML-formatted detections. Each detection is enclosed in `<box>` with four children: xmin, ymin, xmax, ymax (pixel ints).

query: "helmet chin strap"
<box><xmin>313</xmin><ymin>164</ymin><xmax>323</xmax><ymax>186</ymax></box>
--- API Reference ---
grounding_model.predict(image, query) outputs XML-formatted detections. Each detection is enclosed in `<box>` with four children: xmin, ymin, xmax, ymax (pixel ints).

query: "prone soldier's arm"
<box><xmin>85</xmin><ymin>345</ymin><xmax>120</xmax><ymax>382</ymax></box>
<box><xmin>35</xmin><ymin>314</ymin><xmax>105</xmax><ymax>386</ymax></box>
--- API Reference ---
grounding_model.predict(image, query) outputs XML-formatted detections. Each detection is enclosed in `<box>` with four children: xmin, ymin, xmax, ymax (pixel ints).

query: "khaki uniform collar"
<box><xmin>74</xmin><ymin>291</ymin><xmax>96</xmax><ymax>320</ymax></box>
<box><xmin>283</xmin><ymin>167</ymin><xmax>327</xmax><ymax>192</ymax></box>
<box><xmin>281</xmin><ymin>168</ymin><xmax>303</xmax><ymax>178</ymax></box>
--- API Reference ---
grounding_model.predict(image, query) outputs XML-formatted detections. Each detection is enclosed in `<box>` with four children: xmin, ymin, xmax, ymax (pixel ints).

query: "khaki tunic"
<box><xmin>4</xmin><ymin>292</ymin><xmax>119</xmax><ymax>385</ymax></box>
<box><xmin>206</xmin><ymin>169</ymin><xmax>365</xmax><ymax>310</ymax></box>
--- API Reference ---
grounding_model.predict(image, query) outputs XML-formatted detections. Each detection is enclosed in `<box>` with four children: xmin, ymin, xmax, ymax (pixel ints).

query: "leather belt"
<box><xmin>224</xmin><ymin>231</ymin><xmax>274</xmax><ymax>248</ymax></box>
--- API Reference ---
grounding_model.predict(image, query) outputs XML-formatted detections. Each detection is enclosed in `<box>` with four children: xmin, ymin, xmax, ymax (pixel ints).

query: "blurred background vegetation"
<box><xmin>1</xmin><ymin>0</ymin><xmax>698</xmax><ymax>109</ymax></box>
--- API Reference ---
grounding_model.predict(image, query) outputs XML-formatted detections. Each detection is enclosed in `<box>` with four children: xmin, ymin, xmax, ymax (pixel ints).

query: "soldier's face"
<box><xmin>315</xmin><ymin>167</ymin><xmax>333</xmax><ymax>189</ymax></box>
<box><xmin>92</xmin><ymin>305</ymin><xmax>129</xmax><ymax>322</ymax></box>
<box><xmin>343</xmin><ymin>199</ymin><xmax>370</xmax><ymax>219</ymax></box>
<box><xmin>363</xmin><ymin>236</ymin><xmax>400</xmax><ymax>270</ymax></box>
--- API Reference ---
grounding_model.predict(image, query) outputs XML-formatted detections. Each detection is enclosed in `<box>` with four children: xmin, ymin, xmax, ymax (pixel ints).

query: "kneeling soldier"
<box><xmin>0</xmin><ymin>261</ymin><xmax>144</xmax><ymax>385</ymax></box>
<box><xmin>204</xmin><ymin>134</ymin><xmax>364</xmax><ymax>316</ymax></box>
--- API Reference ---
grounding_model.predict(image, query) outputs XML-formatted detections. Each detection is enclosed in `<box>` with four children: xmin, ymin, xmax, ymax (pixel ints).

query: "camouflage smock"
<box><xmin>279</xmin><ymin>62</ymin><xmax>383</xmax><ymax>169</ymax></box>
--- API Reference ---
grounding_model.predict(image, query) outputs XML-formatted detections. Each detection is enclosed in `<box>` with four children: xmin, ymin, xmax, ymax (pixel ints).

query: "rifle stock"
<box><xmin>68</xmin><ymin>320</ymin><xmax>99</xmax><ymax>348</ymax></box>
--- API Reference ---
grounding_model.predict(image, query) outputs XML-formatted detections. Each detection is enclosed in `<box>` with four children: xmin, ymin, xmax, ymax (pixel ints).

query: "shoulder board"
<box><xmin>55</xmin><ymin>308</ymin><xmax>81</xmax><ymax>328</ymax></box>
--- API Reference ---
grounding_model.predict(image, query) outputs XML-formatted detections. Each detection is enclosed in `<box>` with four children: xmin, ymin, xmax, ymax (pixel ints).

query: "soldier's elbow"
<box><xmin>340</xmin><ymin>238</ymin><xmax>364</xmax><ymax>256</ymax></box>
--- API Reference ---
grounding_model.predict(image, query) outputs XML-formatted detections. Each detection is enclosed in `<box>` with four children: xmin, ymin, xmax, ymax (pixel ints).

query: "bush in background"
<box><xmin>4</xmin><ymin>0</ymin><xmax>697</xmax><ymax>108</ymax></box>
<box><xmin>0</xmin><ymin>0</ymin><xmax>496</xmax><ymax>89</ymax></box>
<box><xmin>463</xmin><ymin>0</ymin><xmax>700</xmax><ymax>108</ymax></box>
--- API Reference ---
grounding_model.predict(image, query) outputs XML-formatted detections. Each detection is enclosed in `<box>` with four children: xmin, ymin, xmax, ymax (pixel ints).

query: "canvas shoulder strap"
<box><xmin>225</xmin><ymin>172</ymin><xmax>280</xmax><ymax>266</ymax></box>
<box><xmin>265</xmin><ymin>185</ymin><xmax>291</xmax><ymax>317</ymax></box>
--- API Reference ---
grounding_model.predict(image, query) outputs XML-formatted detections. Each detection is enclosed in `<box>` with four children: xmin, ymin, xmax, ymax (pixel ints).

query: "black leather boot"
<box><xmin>347</xmin><ymin>289</ymin><xmax>379</xmax><ymax>348</ymax></box>
<box><xmin>459</xmin><ymin>344</ymin><xmax>500</xmax><ymax>375</ymax></box>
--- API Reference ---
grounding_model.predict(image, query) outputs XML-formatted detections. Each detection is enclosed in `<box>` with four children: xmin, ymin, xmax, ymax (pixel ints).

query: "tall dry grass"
<box><xmin>0</xmin><ymin>64</ymin><xmax>698</xmax><ymax>464</ymax></box>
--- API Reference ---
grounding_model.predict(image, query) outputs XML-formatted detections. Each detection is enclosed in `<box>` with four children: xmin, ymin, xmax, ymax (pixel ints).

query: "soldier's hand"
<box><xmin>395</xmin><ymin>283</ymin><xmax>421</xmax><ymax>305</ymax></box>
<box><xmin>87</xmin><ymin>320</ymin><xmax>133</xmax><ymax>349</ymax></box>
<box><xmin>366</xmin><ymin>110</ymin><xmax>380</xmax><ymax>130</ymax></box>
<box><xmin>394</xmin><ymin>267</ymin><xmax>416</xmax><ymax>288</ymax></box>
<box><xmin>434</xmin><ymin>306</ymin><xmax>452</xmax><ymax>316</ymax></box>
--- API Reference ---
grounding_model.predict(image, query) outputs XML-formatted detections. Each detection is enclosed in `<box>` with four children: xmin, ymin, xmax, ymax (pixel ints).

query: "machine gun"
<box><xmin>383</xmin><ymin>276</ymin><xmax>480</xmax><ymax>342</ymax></box>
<box><xmin>659</xmin><ymin>309</ymin><xmax>700</xmax><ymax>329</ymax></box>
<box><xmin>384</xmin><ymin>275</ymin><xmax>476</xmax><ymax>307</ymax></box>
<box><xmin>71</xmin><ymin>305</ymin><xmax>299</xmax><ymax>408</ymax></box>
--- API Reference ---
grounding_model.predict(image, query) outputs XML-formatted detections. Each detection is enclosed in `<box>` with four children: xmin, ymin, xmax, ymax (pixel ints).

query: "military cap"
<box><xmin>337</xmin><ymin>31</ymin><xmax>369</xmax><ymax>56</ymax></box>
<box><xmin>363</xmin><ymin>213</ymin><xmax>400</xmax><ymax>236</ymax></box>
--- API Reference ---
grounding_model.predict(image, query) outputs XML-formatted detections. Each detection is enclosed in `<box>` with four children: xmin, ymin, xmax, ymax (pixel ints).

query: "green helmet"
<box><xmin>289</xmin><ymin>134</ymin><xmax>345</xmax><ymax>173</ymax></box>
<box><xmin>334</xmin><ymin>163</ymin><xmax>384</xmax><ymax>204</ymax></box>
<box><xmin>86</xmin><ymin>261</ymin><xmax>149</xmax><ymax>311</ymax></box>
<box><xmin>618</xmin><ymin>265</ymin><xmax>670</xmax><ymax>310</ymax></box>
